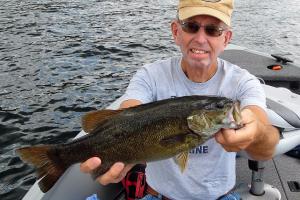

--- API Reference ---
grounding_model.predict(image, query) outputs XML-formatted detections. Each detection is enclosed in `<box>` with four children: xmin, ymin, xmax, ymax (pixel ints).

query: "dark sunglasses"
<box><xmin>179</xmin><ymin>21</ymin><xmax>227</xmax><ymax>37</ymax></box>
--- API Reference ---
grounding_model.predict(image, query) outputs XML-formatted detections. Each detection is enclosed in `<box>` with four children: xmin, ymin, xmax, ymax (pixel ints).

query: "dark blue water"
<box><xmin>0</xmin><ymin>0</ymin><xmax>299</xmax><ymax>199</ymax></box>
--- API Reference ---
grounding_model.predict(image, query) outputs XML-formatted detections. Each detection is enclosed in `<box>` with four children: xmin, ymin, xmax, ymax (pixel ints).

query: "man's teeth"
<box><xmin>191</xmin><ymin>49</ymin><xmax>208</xmax><ymax>54</ymax></box>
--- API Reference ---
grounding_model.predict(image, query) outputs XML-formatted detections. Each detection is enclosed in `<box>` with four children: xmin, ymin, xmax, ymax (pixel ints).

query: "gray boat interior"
<box><xmin>22</xmin><ymin>45</ymin><xmax>300</xmax><ymax>200</ymax></box>
<box><xmin>221</xmin><ymin>47</ymin><xmax>300</xmax><ymax>95</ymax></box>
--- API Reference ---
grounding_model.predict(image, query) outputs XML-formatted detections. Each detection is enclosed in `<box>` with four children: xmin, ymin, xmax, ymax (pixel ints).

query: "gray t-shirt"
<box><xmin>122</xmin><ymin>56</ymin><xmax>266</xmax><ymax>200</ymax></box>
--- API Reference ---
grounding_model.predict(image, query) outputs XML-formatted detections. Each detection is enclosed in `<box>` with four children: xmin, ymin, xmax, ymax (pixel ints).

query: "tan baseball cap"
<box><xmin>177</xmin><ymin>0</ymin><xmax>234</xmax><ymax>26</ymax></box>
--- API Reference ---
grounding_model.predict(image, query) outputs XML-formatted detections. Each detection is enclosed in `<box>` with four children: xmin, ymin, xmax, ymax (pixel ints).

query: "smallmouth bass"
<box><xmin>17</xmin><ymin>95</ymin><xmax>242</xmax><ymax>192</ymax></box>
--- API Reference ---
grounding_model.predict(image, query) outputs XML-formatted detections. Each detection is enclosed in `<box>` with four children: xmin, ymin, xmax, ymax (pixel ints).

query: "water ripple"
<box><xmin>0</xmin><ymin>0</ymin><xmax>299</xmax><ymax>199</ymax></box>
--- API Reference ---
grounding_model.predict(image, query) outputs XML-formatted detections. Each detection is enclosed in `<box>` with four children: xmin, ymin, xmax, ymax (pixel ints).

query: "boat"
<box><xmin>22</xmin><ymin>44</ymin><xmax>300</xmax><ymax>200</ymax></box>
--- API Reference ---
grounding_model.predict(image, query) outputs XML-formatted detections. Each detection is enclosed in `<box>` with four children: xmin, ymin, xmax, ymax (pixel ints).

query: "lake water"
<box><xmin>0</xmin><ymin>0</ymin><xmax>299</xmax><ymax>199</ymax></box>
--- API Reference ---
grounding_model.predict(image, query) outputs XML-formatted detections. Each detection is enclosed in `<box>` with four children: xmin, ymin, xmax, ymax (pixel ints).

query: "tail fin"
<box><xmin>17</xmin><ymin>145</ymin><xmax>67</xmax><ymax>193</ymax></box>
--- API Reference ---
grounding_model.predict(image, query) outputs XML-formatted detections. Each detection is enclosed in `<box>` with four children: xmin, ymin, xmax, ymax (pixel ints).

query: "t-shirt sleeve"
<box><xmin>237</xmin><ymin>74</ymin><xmax>267</xmax><ymax>111</ymax></box>
<box><xmin>122</xmin><ymin>66</ymin><xmax>155</xmax><ymax>104</ymax></box>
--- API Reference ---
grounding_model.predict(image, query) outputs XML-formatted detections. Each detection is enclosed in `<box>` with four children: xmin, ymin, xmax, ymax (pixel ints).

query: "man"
<box><xmin>81</xmin><ymin>0</ymin><xmax>280</xmax><ymax>199</ymax></box>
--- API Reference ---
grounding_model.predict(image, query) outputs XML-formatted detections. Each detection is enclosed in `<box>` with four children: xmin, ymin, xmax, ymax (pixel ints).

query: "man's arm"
<box><xmin>120</xmin><ymin>99</ymin><xmax>142</xmax><ymax>109</ymax></box>
<box><xmin>215</xmin><ymin>105</ymin><xmax>280</xmax><ymax>160</ymax></box>
<box><xmin>80</xmin><ymin>99</ymin><xmax>142</xmax><ymax>185</ymax></box>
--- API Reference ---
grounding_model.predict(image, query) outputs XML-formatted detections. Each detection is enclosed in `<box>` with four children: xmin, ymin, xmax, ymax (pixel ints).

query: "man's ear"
<box><xmin>224</xmin><ymin>30</ymin><xmax>232</xmax><ymax>47</ymax></box>
<box><xmin>171</xmin><ymin>20</ymin><xmax>180</xmax><ymax>46</ymax></box>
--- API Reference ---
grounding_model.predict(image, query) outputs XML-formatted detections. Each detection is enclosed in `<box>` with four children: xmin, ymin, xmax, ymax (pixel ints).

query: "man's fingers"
<box><xmin>122</xmin><ymin>164</ymin><xmax>135</xmax><ymax>177</ymax></box>
<box><xmin>217</xmin><ymin>125</ymin><xmax>254</xmax><ymax>145</ymax></box>
<box><xmin>97</xmin><ymin>162</ymin><xmax>125</xmax><ymax>185</ymax></box>
<box><xmin>215</xmin><ymin>129</ymin><xmax>252</xmax><ymax>151</ymax></box>
<box><xmin>80</xmin><ymin>157</ymin><xmax>101</xmax><ymax>173</ymax></box>
<box><xmin>215</xmin><ymin>129</ymin><xmax>238</xmax><ymax>144</ymax></box>
<box><xmin>222</xmin><ymin>146</ymin><xmax>241</xmax><ymax>152</ymax></box>
<box><xmin>80</xmin><ymin>159</ymin><xmax>135</xmax><ymax>185</ymax></box>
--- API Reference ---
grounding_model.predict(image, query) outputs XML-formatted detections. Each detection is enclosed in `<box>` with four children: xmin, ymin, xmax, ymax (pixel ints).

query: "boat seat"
<box><xmin>267</xmin><ymin>98</ymin><xmax>300</xmax><ymax>128</ymax></box>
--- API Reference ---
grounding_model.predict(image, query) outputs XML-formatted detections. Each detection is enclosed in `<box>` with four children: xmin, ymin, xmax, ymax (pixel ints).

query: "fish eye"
<box><xmin>216</xmin><ymin>102</ymin><xmax>224</xmax><ymax>109</ymax></box>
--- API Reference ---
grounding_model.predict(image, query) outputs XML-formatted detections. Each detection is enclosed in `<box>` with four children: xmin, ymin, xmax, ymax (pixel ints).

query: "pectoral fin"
<box><xmin>174</xmin><ymin>151</ymin><xmax>189</xmax><ymax>173</ymax></box>
<box><xmin>159</xmin><ymin>134</ymin><xmax>186</xmax><ymax>147</ymax></box>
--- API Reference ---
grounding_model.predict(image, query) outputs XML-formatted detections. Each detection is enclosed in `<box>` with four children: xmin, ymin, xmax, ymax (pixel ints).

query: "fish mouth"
<box><xmin>223</xmin><ymin>101</ymin><xmax>243</xmax><ymax>129</ymax></box>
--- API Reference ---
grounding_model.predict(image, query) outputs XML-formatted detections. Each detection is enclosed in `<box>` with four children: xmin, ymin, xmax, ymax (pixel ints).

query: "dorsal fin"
<box><xmin>81</xmin><ymin>109</ymin><xmax>122</xmax><ymax>133</ymax></box>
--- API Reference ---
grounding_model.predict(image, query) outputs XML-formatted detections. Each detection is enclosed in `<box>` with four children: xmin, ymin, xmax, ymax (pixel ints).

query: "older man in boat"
<box><xmin>80</xmin><ymin>0</ymin><xmax>280</xmax><ymax>199</ymax></box>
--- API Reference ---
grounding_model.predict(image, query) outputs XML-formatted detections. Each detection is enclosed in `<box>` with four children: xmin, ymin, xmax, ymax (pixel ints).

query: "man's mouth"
<box><xmin>191</xmin><ymin>49</ymin><xmax>209</xmax><ymax>54</ymax></box>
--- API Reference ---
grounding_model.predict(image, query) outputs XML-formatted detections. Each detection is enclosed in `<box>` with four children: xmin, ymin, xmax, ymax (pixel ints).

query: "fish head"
<box><xmin>187</xmin><ymin>98</ymin><xmax>242</xmax><ymax>139</ymax></box>
<box><xmin>223</xmin><ymin>101</ymin><xmax>243</xmax><ymax>129</ymax></box>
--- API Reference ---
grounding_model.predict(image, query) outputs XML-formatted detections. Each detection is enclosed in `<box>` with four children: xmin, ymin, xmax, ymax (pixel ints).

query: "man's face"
<box><xmin>172</xmin><ymin>15</ymin><xmax>232</xmax><ymax>71</ymax></box>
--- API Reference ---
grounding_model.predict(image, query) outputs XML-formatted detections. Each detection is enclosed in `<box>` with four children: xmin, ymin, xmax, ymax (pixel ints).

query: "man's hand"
<box><xmin>80</xmin><ymin>157</ymin><xmax>134</xmax><ymax>185</ymax></box>
<box><xmin>215</xmin><ymin>109</ymin><xmax>258</xmax><ymax>152</ymax></box>
<box><xmin>215</xmin><ymin>107</ymin><xmax>279</xmax><ymax>160</ymax></box>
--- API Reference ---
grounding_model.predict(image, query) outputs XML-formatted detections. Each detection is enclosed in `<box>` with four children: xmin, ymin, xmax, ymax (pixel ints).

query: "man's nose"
<box><xmin>193</xmin><ymin>27</ymin><xmax>208</xmax><ymax>43</ymax></box>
